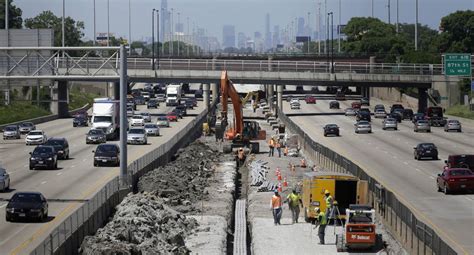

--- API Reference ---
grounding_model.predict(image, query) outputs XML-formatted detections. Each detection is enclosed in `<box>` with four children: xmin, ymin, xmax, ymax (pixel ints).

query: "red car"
<box><xmin>351</xmin><ymin>102</ymin><xmax>361</xmax><ymax>109</ymax></box>
<box><xmin>305</xmin><ymin>96</ymin><xmax>316</xmax><ymax>104</ymax></box>
<box><xmin>166</xmin><ymin>112</ymin><xmax>178</xmax><ymax>122</ymax></box>
<box><xmin>437</xmin><ymin>168</ymin><xmax>474</xmax><ymax>194</ymax></box>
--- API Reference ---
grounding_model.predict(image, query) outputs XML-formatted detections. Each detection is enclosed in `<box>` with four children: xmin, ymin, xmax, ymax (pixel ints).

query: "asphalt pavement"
<box><xmin>0</xmin><ymin>102</ymin><xmax>204</xmax><ymax>254</ymax></box>
<box><xmin>283</xmin><ymin>98</ymin><xmax>474</xmax><ymax>254</ymax></box>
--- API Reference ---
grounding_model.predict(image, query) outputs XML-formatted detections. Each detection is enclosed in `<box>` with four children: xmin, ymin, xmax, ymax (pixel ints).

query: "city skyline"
<box><xmin>12</xmin><ymin>0</ymin><xmax>474</xmax><ymax>46</ymax></box>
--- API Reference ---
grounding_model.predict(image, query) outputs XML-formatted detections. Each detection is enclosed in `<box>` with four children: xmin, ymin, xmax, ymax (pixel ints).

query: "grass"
<box><xmin>68</xmin><ymin>89</ymin><xmax>98</xmax><ymax>110</ymax></box>
<box><xmin>445</xmin><ymin>104</ymin><xmax>474</xmax><ymax>120</ymax></box>
<box><xmin>0</xmin><ymin>102</ymin><xmax>51</xmax><ymax>125</ymax></box>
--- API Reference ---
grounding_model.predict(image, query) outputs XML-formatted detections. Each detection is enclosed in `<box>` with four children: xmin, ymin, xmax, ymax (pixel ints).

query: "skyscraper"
<box><xmin>222</xmin><ymin>25</ymin><xmax>236</xmax><ymax>48</ymax></box>
<box><xmin>160</xmin><ymin>0</ymin><xmax>169</xmax><ymax>42</ymax></box>
<box><xmin>297</xmin><ymin>17</ymin><xmax>305</xmax><ymax>36</ymax></box>
<box><xmin>237</xmin><ymin>32</ymin><xmax>246</xmax><ymax>49</ymax></box>
<box><xmin>272</xmin><ymin>25</ymin><xmax>280</xmax><ymax>48</ymax></box>
<box><xmin>264</xmin><ymin>13</ymin><xmax>272</xmax><ymax>50</ymax></box>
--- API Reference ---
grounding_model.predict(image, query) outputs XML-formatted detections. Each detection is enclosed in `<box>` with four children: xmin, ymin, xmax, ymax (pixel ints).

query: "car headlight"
<box><xmin>47</xmin><ymin>157</ymin><xmax>53</xmax><ymax>161</ymax></box>
<box><xmin>6</xmin><ymin>208</ymin><xmax>14</xmax><ymax>213</ymax></box>
<box><xmin>94</xmin><ymin>156</ymin><xmax>100</xmax><ymax>160</ymax></box>
<box><xmin>30</xmin><ymin>157</ymin><xmax>36</xmax><ymax>160</ymax></box>
<box><xmin>58</xmin><ymin>150</ymin><xmax>64</xmax><ymax>154</ymax></box>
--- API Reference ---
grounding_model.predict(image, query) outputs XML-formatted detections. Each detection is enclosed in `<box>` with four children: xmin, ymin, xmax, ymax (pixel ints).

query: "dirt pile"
<box><xmin>137</xmin><ymin>140</ymin><xmax>224</xmax><ymax>213</ymax></box>
<box><xmin>81</xmin><ymin>192</ymin><xmax>198</xmax><ymax>255</ymax></box>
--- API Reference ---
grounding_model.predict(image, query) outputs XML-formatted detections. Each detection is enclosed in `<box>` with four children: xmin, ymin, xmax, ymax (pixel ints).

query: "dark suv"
<box><xmin>44</xmin><ymin>138</ymin><xmax>70</xmax><ymax>159</ymax></box>
<box><xmin>323</xmin><ymin>124</ymin><xmax>340</xmax><ymax>137</ymax></box>
<box><xmin>5</xmin><ymin>192</ymin><xmax>48</xmax><ymax>222</ymax></box>
<box><xmin>73</xmin><ymin>116</ymin><xmax>88</xmax><ymax>127</ymax></box>
<box><xmin>93</xmin><ymin>143</ymin><xmax>120</xmax><ymax>167</ymax></box>
<box><xmin>29</xmin><ymin>145</ymin><xmax>57</xmax><ymax>170</ymax></box>
<box><xmin>329</xmin><ymin>101</ymin><xmax>340</xmax><ymax>109</ymax></box>
<box><xmin>445</xmin><ymin>154</ymin><xmax>474</xmax><ymax>171</ymax></box>
<box><xmin>403</xmin><ymin>109</ymin><xmax>414</xmax><ymax>120</ymax></box>
<box><xmin>414</xmin><ymin>143</ymin><xmax>438</xmax><ymax>160</ymax></box>
<box><xmin>356</xmin><ymin>111</ymin><xmax>371</xmax><ymax>122</ymax></box>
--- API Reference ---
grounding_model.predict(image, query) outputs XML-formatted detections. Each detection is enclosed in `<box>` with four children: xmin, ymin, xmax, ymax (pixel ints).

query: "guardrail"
<box><xmin>58</xmin><ymin>57</ymin><xmax>445</xmax><ymax>76</ymax></box>
<box><xmin>31</xmin><ymin>103</ymin><xmax>215</xmax><ymax>255</ymax></box>
<box><xmin>277</xmin><ymin>108</ymin><xmax>457</xmax><ymax>255</ymax></box>
<box><xmin>0</xmin><ymin>104</ymin><xmax>90</xmax><ymax>131</ymax></box>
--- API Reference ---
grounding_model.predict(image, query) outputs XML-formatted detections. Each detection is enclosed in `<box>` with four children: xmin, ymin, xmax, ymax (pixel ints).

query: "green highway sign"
<box><xmin>444</xmin><ymin>54</ymin><xmax>472</xmax><ymax>76</ymax></box>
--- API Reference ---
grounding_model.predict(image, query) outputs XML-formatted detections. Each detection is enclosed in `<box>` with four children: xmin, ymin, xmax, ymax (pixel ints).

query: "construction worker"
<box><xmin>268</xmin><ymin>137</ymin><xmax>275</xmax><ymax>157</ymax></box>
<box><xmin>314</xmin><ymin>207</ymin><xmax>327</xmax><ymax>244</ymax></box>
<box><xmin>276</xmin><ymin>138</ymin><xmax>282</xmax><ymax>157</ymax></box>
<box><xmin>284</xmin><ymin>146</ymin><xmax>288</xmax><ymax>156</ymax></box>
<box><xmin>270</xmin><ymin>190</ymin><xmax>283</xmax><ymax>225</ymax></box>
<box><xmin>324</xmin><ymin>190</ymin><xmax>334</xmax><ymax>222</ymax></box>
<box><xmin>286</xmin><ymin>189</ymin><xmax>303</xmax><ymax>224</ymax></box>
<box><xmin>236</xmin><ymin>147</ymin><xmax>246</xmax><ymax>167</ymax></box>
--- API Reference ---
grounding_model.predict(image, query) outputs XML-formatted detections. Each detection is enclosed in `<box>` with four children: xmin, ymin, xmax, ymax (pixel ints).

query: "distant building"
<box><xmin>297</xmin><ymin>17</ymin><xmax>305</xmax><ymax>36</ymax></box>
<box><xmin>237</xmin><ymin>32</ymin><xmax>246</xmax><ymax>49</ymax></box>
<box><xmin>222</xmin><ymin>25</ymin><xmax>236</xmax><ymax>48</ymax></box>
<box><xmin>272</xmin><ymin>25</ymin><xmax>280</xmax><ymax>48</ymax></box>
<box><xmin>160</xmin><ymin>0</ymin><xmax>169</xmax><ymax>43</ymax></box>
<box><xmin>264</xmin><ymin>13</ymin><xmax>272</xmax><ymax>50</ymax></box>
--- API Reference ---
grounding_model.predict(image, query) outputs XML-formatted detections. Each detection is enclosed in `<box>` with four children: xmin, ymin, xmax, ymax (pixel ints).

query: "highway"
<box><xmin>283</xmin><ymin>98</ymin><xmax>474</xmax><ymax>254</ymax></box>
<box><xmin>0</xmin><ymin>102</ymin><xmax>205</xmax><ymax>254</ymax></box>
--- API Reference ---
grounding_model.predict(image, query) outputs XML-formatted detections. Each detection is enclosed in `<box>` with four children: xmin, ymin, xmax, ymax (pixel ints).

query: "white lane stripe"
<box><xmin>415</xmin><ymin>168</ymin><xmax>421</xmax><ymax>172</ymax></box>
<box><xmin>429</xmin><ymin>176</ymin><xmax>435</xmax><ymax>180</ymax></box>
<box><xmin>23</xmin><ymin>164</ymin><xmax>28</xmax><ymax>168</ymax></box>
<box><xmin>82</xmin><ymin>159</ymin><xmax>87</xmax><ymax>162</ymax></box>
<box><xmin>0</xmin><ymin>203</ymin><xmax>7</xmax><ymax>208</ymax></box>
<box><xmin>71</xmin><ymin>165</ymin><xmax>76</xmax><ymax>168</ymax></box>
<box><xmin>403</xmin><ymin>162</ymin><xmax>408</xmax><ymax>165</ymax></box>
<box><xmin>56</xmin><ymin>172</ymin><xmax>62</xmax><ymax>176</ymax></box>
<box><xmin>465</xmin><ymin>197</ymin><xmax>473</xmax><ymax>202</ymax></box>
<box><xmin>41</xmin><ymin>181</ymin><xmax>47</xmax><ymax>185</ymax></box>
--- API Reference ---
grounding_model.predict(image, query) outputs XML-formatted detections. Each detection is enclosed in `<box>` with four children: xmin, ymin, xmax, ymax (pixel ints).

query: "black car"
<box><xmin>414</xmin><ymin>143</ymin><xmax>438</xmax><ymax>160</ymax></box>
<box><xmin>44</xmin><ymin>138</ymin><xmax>70</xmax><ymax>159</ymax></box>
<box><xmin>147</xmin><ymin>99</ymin><xmax>158</xmax><ymax>109</ymax></box>
<box><xmin>403</xmin><ymin>109</ymin><xmax>414</xmax><ymax>120</ymax></box>
<box><xmin>184</xmin><ymin>99</ymin><xmax>194</xmax><ymax>109</ymax></box>
<box><xmin>5</xmin><ymin>192</ymin><xmax>48</xmax><ymax>222</ymax></box>
<box><xmin>188</xmin><ymin>97</ymin><xmax>198</xmax><ymax>107</ymax></box>
<box><xmin>194</xmin><ymin>89</ymin><xmax>203</xmax><ymax>98</ymax></box>
<box><xmin>389</xmin><ymin>112</ymin><xmax>402</xmax><ymax>123</ymax></box>
<box><xmin>374</xmin><ymin>104</ymin><xmax>385</xmax><ymax>112</ymax></box>
<box><xmin>360</xmin><ymin>97</ymin><xmax>370</xmax><ymax>106</ymax></box>
<box><xmin>412</xmin><ymin>113</ymin><xmax>425</xmax><ymax>123</ymax></box>
<box><xmin>172</xmin><ymin>108</ymin><xmax>184</xmax><ymax>119</ymax></box>
<box><xmin>323</xmin><ymin>124</ymin><xmax>340</xmax><ymax>137</ymax></box>
<box><xmin>356</xmin><ymin>111</ymin><xmax>371</xmax><ymax>122</ymax></box>
<box><xmin>329</xmin><ymin>101</ymin><xmax>340</xmax><ymax>109</ymax></box>
<box><xmin>134</xmin><ymin>96</ymin><xmax>146</xmax><ymax>105</ymax></box>
<box><xmin>176</xmin><ymin>105</ymin><xmax>187</xmax><ymax>116</ymax></box>
<box><xmin>390</xmin><ymin>104</ymin><xmax>404</xmax><ymax>113</ymax></box>
<box><xmin>93</xmin><ymin>143</ymin><xmax>120</xmax><ymax>167</ymax></box>
<box><xmin>86</xmin><ymin>129</ymin><xmax>107</xmax><ymax>144</ymax></box>
<box><xmin>73</xmin><ymin>116</ymin><xmax>88</xmax><ymax>127</ymax></box>
<box><xmin>29</xmin><ymin>145</ymin><xmax>58</xmax><ymax>170</ymax></box>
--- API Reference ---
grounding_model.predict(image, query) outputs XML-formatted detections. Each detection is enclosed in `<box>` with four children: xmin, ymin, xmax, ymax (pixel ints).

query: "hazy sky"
<box><xmin>13</xmin><ymin>0</ymin><xmax>474</xmax><ymax>43</ymax></box>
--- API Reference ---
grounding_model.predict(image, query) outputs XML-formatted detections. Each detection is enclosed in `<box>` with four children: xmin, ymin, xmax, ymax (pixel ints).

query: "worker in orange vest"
<box><xmin>276</xmin><ymin>138</ymin><xmax>282</xmax><ymax>157</ymax></box>
<box><xmin>236</xmin><ymin>147</ymin><xmax>246</xmax><ymax>167</ymax></box>
<box><xmin>268</xmin><ymin>137</ymin><xmax>275</xmax><ymax>157</ymax></box>
<box><xmin>270</xmin><ymin>190</ymin><xmax>283</xmax><ymax>225</ymax></box>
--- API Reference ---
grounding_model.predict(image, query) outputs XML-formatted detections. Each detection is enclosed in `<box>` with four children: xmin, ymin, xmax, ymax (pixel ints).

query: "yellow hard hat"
<box><xmin>324</xmin><ymin>190</ymin><xmax>330</xmax><ymax>194</ymax></box>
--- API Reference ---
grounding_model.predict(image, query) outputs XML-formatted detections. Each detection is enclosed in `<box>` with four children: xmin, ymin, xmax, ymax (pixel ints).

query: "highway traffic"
<box><xmin>0</xmin><ymin>97</ymin><xmax>204</xmax><ymax>254</ymax></box>
<box><xmin>283</xmin><ymin>96</ymin><xmax>474</xmax><ymax>253</ymax></box>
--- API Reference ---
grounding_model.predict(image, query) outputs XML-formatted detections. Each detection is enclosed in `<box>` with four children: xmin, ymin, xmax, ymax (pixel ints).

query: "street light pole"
<box><xmin>170</xmin><ymin>8</ymin><xmax>174</xmax><ymax>56</ymax></box>
<box><xmin>187</xmin><ymin>16</ymin><xmax>190</xmax><ymax>56</ymax></box>
<box><xmin>396</xmin><ymin>0</ymin><xmax>399</xmax><ymax>33</ymax></box>
<box><xmin>128</xmin><ymin>0</ymin><xmax>131</xmax><ymax>54</ymax></box>
<box><xmin>338</xmin><ymin>0</ymin><xmax>341</xmax><ymax>53</ymax></box>
<box><xmin>93</xmin><ymin>0</ymin><xmax>96</xmax><ymax>45</ymax></box>
<box><xmin>324</xmin><ymin>0</ymin><xmax>327</xmax><ymax>53</ymax></box>
<box><xmin>326</xmin><ymin>13</ymin><xmax>330</xmax><ymax>71</ymax></box>
<box><xmin>177</xmin><ymin>12</ymin><xmax>180</xmax><ymax>56</ymax></box>
<box><xmin>415</xmin><ymin>0</ymin><xmax>418</xmax><ymax>51</ymax></box>
<box><xmin>156</xmin><ymin>9</ymin><xmax>160</xmax><ymax>69</ymax></box>
<box><xmin>5</xmin><ymin>0</ymin><xmax>8</xmax><ymax>29</ymax></box>
<box><xmin>330</xmin><ymin>12</ymin><xmax>334</xmax><ymax>73</ymax></box>
<box><xmin>318</xmin><ymin>2</ymin><xmax>321</xmax><ymax>54</ymax></box>
<box><xmin>307</xmin><ymin>12</ymin><xmax>311</xmax><ymax>54</ymax></box>
<box><xmin>62</xmin><ymin>0</ymin><xmax>65</xmax><ymax>48</ymax></box>
<box><xmin>152</xmin><ymin>9</ymin><xmax>155</xmax><ymax>70</ymax></box>
<box><xmin>107</xmin><ymin>0</ymin><xmax>110</xmax><ymax>46</ymax></box>
<box><xmin>371</xmin><ymin>0</ymin><xmax>374</xmax><ymax>18</ymax></box>
<box><xmin>161</xmin><ymin>8</ymin><xmax>165</xmax><ymax>56</ymax></box>
<box><xmin>387</xmin><ymin>0</ymin><xmax>391</xmax><ymax>24</ymax></box>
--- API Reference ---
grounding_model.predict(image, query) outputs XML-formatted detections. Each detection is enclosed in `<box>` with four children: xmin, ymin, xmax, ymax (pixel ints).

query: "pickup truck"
<box><xmin>437</xmin><ymin>168</ymin><xmax>474</xmax><ymax>194</ymax></box>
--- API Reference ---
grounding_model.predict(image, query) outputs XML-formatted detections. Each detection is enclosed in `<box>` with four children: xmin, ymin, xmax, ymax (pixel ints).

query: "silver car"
<box><xmin>354</xmin><ymin>121</ymin><xmax>372</xmax><ymax>133</ymax></box>
<box><xmin>3</xmin><ymin>125</ymin><xmax>21</xmax><ymax>140</ymax></box>
<box><xmin>156</xmin><ymin>116</ymin><xmax>170</xmax><ymax>127</ymax></box>
<box><xmin>345</xmin><ymin>108</ymin><xmax>356</xmax><ymax>116</ymax></box>
<box><xmin>414</xmin><ymin>120</ymin><xmax>431</xmax><ymax>132</ymax></box>
<box><xmin>290</xmin><ymin>101</ymin><xmax>301</xmax><ymax>109</ymax></box>
<box><xmin>444</xmin><ymin>119</ymin><xmax>462</xmax><ymax>132</ymax></box>
<box><xmin>140</xmin><ymin>112</ymin><xmax>152</xmax><ymax>122</ymax></box>
<box><xmin>86</xmin><ymin>129</ymin><xmax>107</xmax><ymax>144</ymax></box>
<box><xmin>19</xmin><ymin>122</ymin><xmax>36</xmax><ymax>134</ymax></box>
<box><xmin>0</xmin><ymin>167</ymin><xmax>11</xmax><ymax>192</ymax></box>
<box><xmin>374</xmin><ymin>109</ymin><xmax>387</xmax><ymax>118</ymax></box>
<box><xmin>382</xmin><ymin>118</ymin><xmax>398</xmax><ymax>130</ymax></box>
<box><xmin>127</xmin><ymin>127</ymin><xmax>147</xmax><ymax>145</ymax></box>
<box><xmin>144</xmin><ymin>124</ymin><xmax>160</xmax><ymax>136</ymax></box>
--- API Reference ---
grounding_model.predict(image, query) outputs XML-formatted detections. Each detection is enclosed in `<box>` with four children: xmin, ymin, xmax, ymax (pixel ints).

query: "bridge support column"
<box><xmin>113</xmin><ymin>82</ymin><xmax>120</xmax><ymax>100</ymax></box>
<box><xmin>418</xmin><ymin>88</ymin><xmax>428</xmax><ymax>113</ymax></box>
<box><xmin>277</xmin><ymin>84</ymin><xmax>283</xmax><ymax>115</ymax></box>
<box><xmin>211</xmin><ymin>83</ymin><xmax>218</xmax><ymax>104</ymax></box>
<box><xmin>51</xmin><ymin>81</ymin><xmax>69</xmax><ymax>118</ymax></box>
<box><xmin>267</xmin><ymin>84</ymin><xmax>274</xmax><ymax>115</ymax></box>
<box><xmin>203</xmin><ymin>83</ymin><xmax>210</xmax><ymax>110</ymax></box>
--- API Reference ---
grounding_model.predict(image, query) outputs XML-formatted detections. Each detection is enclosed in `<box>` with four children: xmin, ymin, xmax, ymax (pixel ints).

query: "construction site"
<box><xmin>79</xmin><ymin>72</ymin><xmax>407</xmax><ymax>255</ymax></box>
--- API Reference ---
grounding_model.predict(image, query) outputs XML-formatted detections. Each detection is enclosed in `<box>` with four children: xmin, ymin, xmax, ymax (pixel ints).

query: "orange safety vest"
<box><xmin>269</xmin><ymin>139</ymin><xmax>275</xmax><ymax>147</ymax></box>
<box><xmin>271</xmin><ymin>195</ymin><xmax>282</xmax><ymax>209</ymax></box>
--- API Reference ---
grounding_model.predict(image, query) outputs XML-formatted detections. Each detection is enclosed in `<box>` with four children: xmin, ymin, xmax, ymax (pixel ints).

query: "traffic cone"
<box><xmin>277</xmin><ymin>173</ymin><xmax>282</xmax><ymax>181</ymax></box>
<box><xmin>283</xmin><ymin>177</ymin><xmax>288</xmax><ymax>187</ymax></box>
<box><xmin>278</xmin><ymin>183</ymin><xmax>282</xmax><ymax>192</ymax></box>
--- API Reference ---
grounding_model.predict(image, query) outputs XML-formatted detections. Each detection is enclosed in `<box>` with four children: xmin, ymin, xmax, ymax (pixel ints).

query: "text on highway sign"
<box><xmin>444</xmin><ymin>54</ymin><xmax>472</xmax><ymax>76</ymax></box>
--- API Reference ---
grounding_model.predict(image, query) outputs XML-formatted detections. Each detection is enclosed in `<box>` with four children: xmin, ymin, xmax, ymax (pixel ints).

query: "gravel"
<box><xmin>81</xmin><ymin>192</ymin><xmax>198</xmax><ymax>255</ymax></box>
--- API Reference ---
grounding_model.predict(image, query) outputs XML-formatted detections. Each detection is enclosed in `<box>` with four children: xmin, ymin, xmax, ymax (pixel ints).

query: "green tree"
<box><xmin>437</xmin><ymin>10</ymin><xmax>474</xmax><ymax>53</ymax></box>
<box><xmin>0</xmin><ymin>0</ymin><xmax>22</xmax><ymax>28</ymax></box>
<box><xmin>24</xmin><ymin>11</ymin><xmax>84</xmax><ymax>46</ymax></box>
<box><xmin>131</xmin><ymin>41</ymin><xmax>151</xmax><ymax>56</ymax></box>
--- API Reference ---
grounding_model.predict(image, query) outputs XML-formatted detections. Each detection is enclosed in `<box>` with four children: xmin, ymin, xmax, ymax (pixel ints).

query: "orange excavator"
<box><xmin>220</xmin><ymin>71</ymin><xmax>266</xmax><ymax>153</ymax></box>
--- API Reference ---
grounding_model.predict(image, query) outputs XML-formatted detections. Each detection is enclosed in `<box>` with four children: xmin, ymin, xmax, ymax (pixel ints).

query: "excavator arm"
<box><xmin>220</xmin><ymin>71</ymin><xmax>243</xmax><ymax>139</ymax></box>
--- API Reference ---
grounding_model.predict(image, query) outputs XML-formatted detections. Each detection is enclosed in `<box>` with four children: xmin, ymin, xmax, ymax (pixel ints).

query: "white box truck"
<box><xmin>91</xmin><ymin>98</ymin><xmax>120</xmax><ymax>140</ymax></box>
<box><xmin>166</xmin><ymin>84</ymin><xmax>182</xmax><ymax>106</ymax></box>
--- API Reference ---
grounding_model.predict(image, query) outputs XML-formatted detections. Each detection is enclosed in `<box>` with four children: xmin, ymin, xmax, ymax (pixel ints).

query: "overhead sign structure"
<box><xmin>296</xmin><ymin>36</ymin><xmax>311</xmax><ymax>43</ymax></box>
<box><xmin>444</xmin><ymin>54</ymin><xmax>472</xmax><ymax>76</ymax></box>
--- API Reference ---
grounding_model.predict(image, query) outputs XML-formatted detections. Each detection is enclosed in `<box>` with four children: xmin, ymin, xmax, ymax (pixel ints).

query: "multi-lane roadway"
<box><xmin>283</xmin><ymin>97</ymin><xmax>474</xmax><ymax>253</ymax></box>
<box><xmin>0</xmin><ymin>102</ymin><xmax>204</xmax><ymax>254</ymax></box>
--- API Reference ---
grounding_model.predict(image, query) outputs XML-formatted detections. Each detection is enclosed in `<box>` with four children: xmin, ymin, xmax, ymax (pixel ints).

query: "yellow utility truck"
<box><xmin>302</xmin><ymin>172</ymin><xmax>368</xmax><ymax>223</ymax></box>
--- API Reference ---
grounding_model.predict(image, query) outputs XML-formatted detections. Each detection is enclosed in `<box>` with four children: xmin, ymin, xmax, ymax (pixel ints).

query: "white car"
<box><xmin>345</xmin><ymin>108</ymin><xmax>356</xmax><ymax>116</ymax></box>
<box><xmin>374</xmin><ymin>109</ymin><xmax>387</xmax><ymax>118</ymax></box>
<box><xmin>25</xmin><ymin>130</ymin><xmax>47</xmax><ymax>145</ymax></box>
<box><xmin>140</xmin><ymin>112</ymin><xmax>152</xmax><ymax>122</ymax></box>
<box><xmin>130</xmin><ymin>115</ymin><xmax>145</xmax><ymax>126</ymax></box>
<box><xmin>141</xmin><ymin>92</ymin><xmax>150</xmax><ymax>101</ymax></box>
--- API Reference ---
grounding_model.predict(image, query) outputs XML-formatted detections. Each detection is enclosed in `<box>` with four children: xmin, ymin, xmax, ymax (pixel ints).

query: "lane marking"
<box><xmin>11</xmin><ymin>169</ymin><xmax>118</xmax><ymax>255</ymax></box>
<box><xmin>403</xmin><ymin>162</ymin><xmax>408</xmax><ymax>165</ymax></box>
<box><xmin>70</xmin><ymin>165</ymin><xmax>76</xmax><ymax>168</ymax></box>
<box><xmin>415</xmin><ymin>168</ymin><xmax>421</xmax><ymax>173</ymax></box>
<box><xmin>465</xmin><ymin>197</ymin><xmax>473</xmax><ymax>202</ymax></box>
<box><xmin>40</xmin><ymin>181</ymin><xmax>47</xmax><ymax>185</ymax></box>
<box><xmin>56</xmin><ymin>172</ymin><xmax>62</xmax><ymax>176</ymax></box>
<box><xmin>429</xmin><ymin>176</ymin><xmax>435</xmax><ymax>180</ymax></box>
<box><xmin>82</xmin><ymin>159</ymin><xmax>87</xmax><ymax>162</ymax></box>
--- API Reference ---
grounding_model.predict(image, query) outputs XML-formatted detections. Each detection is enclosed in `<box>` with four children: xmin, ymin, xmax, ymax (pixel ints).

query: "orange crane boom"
<box><xmin>220</xmin><ymin>71</ymin><xmax>243</xmax><ymax>140</ymax></box>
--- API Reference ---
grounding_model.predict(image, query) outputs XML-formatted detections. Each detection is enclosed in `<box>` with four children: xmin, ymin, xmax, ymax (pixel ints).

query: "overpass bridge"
<box><xmin>1</xmin><ymin>47</ymin><xmax>469</xmax><ymax>114</ymax></box>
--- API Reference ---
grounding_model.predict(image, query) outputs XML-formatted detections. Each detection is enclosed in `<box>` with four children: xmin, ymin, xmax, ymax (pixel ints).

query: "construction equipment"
<box><xmin>220</xmin><ymin>71</ymin><xmax>266</xmax><ymax>153</ymax></box>
<box><xmin>301</xmin><ymin>172</ymin><xmax>368</xmax><ymax>223</ymax></box>
<box><xmin>336</xmin><ymin>205</ymin><xmax>378</xmax><ymax>251</ymax></box>
<box><xmin>241</xmin><ymin>91</ymin><xmax>259</xmax><ymax>108</ymax></box>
